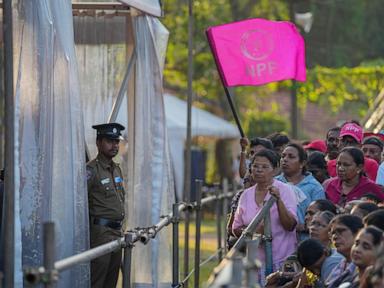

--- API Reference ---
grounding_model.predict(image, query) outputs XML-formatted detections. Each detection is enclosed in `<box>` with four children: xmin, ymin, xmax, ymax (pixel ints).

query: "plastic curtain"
<box><xmin>128</xmin><ymin>15</ymin><xmax>174</xmax><ymax>287</ymax></box>
<box><xmin>13</xmin><ymin>1</ymin><xmax>89</xmax><ymax>286</ymax></box>
<box><xmin>74</xmin><ymin>14</ymin><xmax>128</xmax><ymax>158</ymax></box>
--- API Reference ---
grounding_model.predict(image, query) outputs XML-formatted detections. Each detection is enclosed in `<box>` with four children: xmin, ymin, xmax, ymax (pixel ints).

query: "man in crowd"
<box><xmin>267</xmin><ymin>132</ymin><xmax>290</xmax><ymax>156</ymax></box>
<box><xmin>87</xmin><ymin>123</ymin><xmax>126</xmax><ymax>288</ymax></box>
<box><xmin>325</xmin><ymin>127</ymin><xmax>340</xmax><ymax>161</ymax></box>
<box><xmin>362</xmin><ymin>136</ymin><xmax>383</xmax><ymax>164</ymax></box>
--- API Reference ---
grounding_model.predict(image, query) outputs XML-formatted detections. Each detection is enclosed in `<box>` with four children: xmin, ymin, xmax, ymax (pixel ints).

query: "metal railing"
<box><xmin>23</xmin><ymin>179</ymin><xmax>237</xmax><ymax>287</ymax></box>
<box><xmin>206</xmin><ymin>196</ymin><xmax>277</xmax><ymax>287</ymax></box>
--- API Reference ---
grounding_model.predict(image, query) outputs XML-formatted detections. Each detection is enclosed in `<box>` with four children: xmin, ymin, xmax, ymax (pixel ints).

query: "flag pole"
<box><xmin>205</xmin><ymin>30</ymin><xmax>244</xmax><ymax>138</ymax></box>
<box><xmin>223</xmin><ymin>86</ymin><xmax>245</xmax><ymax>137</ymax></box>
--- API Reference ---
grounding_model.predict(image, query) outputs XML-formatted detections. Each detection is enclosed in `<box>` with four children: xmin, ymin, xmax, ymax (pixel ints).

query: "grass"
<box><xmin>178</xmin><ymin>216</ymin><xmax>226</xmax><ymax>287</ymax></box>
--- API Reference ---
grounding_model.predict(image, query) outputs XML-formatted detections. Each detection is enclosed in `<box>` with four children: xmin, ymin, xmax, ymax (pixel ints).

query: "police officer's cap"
<box><xmin>92</xmin><ymin>123</ymin><xmax>125</xmax><ymax>140</ymax></box>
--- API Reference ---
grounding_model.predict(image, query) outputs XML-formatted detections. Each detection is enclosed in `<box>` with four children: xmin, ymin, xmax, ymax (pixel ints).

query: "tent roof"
<box><xmin>164</xmin><ymin>93</ymin><xmax>239</xmax><ymax>139</ymax></box>
<box><xmin>118</xmin><ymin>0</ymin><xmax>162</xmax><ymax>17</ymax></box>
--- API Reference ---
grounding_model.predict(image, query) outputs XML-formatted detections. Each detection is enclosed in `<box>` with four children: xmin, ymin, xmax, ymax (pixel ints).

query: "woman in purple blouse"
<box><xmin>232</xmin><ymin>149</ymin><xmax>298</xmax><ymax>281</ymax></box>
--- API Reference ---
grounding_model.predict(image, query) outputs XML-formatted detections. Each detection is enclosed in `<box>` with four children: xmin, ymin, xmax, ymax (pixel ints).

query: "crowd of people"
<box><xmin>227</xmin><ymin>120</ymin><xmax>384</xmax><ymax>288</ymax></box>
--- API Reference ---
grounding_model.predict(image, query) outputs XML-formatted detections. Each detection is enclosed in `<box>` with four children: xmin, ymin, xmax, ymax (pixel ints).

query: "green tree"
<box><xmin>163</xmin><ymin>0</ymin><xmax>289</xmax><ymax>120</ymax></box>
<box><xmin>244</xmin><ymin>110</ymin><xmax>289</xmax><ymax>138</ymax></box>
<box><xmin>163</xmin><ymin>0</ymin><xmax>384</xmax><ymax>136</ymax></box>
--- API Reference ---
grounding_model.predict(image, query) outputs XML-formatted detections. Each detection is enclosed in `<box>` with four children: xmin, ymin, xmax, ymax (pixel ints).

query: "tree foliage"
<box><xmin>163</xmin><ymin>0</ymin><xmax>384</xmax><ymax>137</ymax></box>
<box><xmin>163</xmin><ymin>0</ymin><xmax>289</xmax><ymax>128</ymax></box>
<box><xmin>296</xmin><ymin>66</ymin><xmax>384</xmax><ymax>117</ymax></box>
<box><xmin>305</xmin><ymin>0</ymin><xmax>384</xmax><ymax>67</ymax></box>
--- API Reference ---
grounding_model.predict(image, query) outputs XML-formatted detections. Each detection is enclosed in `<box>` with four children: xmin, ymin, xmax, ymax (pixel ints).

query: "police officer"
<box><xmin>87</xmin><ymin>123</ymin><xmax>125</xmax><ymax>288</ymax></box>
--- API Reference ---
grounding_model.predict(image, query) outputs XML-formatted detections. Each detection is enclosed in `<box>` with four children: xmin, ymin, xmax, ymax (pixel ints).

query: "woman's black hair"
<box><xmin>285</xmin><ymin>143</ymin><xmax>307</xmax><ymax>163</ymax></box>
<box><xmin>330</xmin><ymin>214</ymin><xmax>364</xmax><ymax>235</ymax></box>
<box><xmin>360</xmin><ymin>226</ymin><xmax>383</xmax><ymax>246</ymax></box>
<box><xmin>361</xmin><ymin>193</ymin><xmax>382</xmax><ymax>204</ymax></box>
<box><xmin>339</xmin><ymin>147</ymin><xmax>365</xmax><ymax>167</ymax></box>
<box><xmin>318</xmin><ymin>211</ymin><xmax>335</xmax><ymax>224</ymax></box>
<box><xmin>250</xmin><ymin>137</ymin><xmax>274</xmax><ymax>150</ymax></box>
<box><xmin>354</xmin><ymin>202</ymin><xmax>379</xmax><ymax>218</ymax></box>
<box><xmin>307</xmin><ymin>151</ymin><xmax>327</xmax><ymax>170</ymax></box>
<box><xmin>252</xmin><ymin>149</ymin><xmax>279</xmax><ymax>169</ymax></box>
<box><xmin>297</xmin><ymin>239</ymin><xmax>325</xmax><ymax>268</ymax></box>
<box><xmin>267</xmin><ymin>132</ymin><xmax>290</xmax><ymax>148</ymax></box>
<box><xmin>363</xmin><ymin>210</ymin><xmax>384</xmax><ymax>231</ymax></box>
<box><xmin>326</xmin><ymin>127</ymin><xmax>341</xmax><ymax>138</ymax></box>
<box><xmin>311</xmin><ymin>199</ymin><xmax>338</xmax><ymax>215</ymax></box>
<box><xmin>283</xmin><ymin>143</ymin><xmax>307</xmax><ymax>174</ymax></box>
<box><xmin>363</xmin><ymin>136</ymin><xmax>383</xmax><ymax>150</ymax></box>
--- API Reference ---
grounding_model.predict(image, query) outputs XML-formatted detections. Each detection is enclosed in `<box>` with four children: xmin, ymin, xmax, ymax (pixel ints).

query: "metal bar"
<box><xmin>23</xmin><ymin>192</ymin><xmax>238</xmax><ymax>285</ymax></box>
<box><xmin>183</xmin><ymin>0</ymin><xmax>194</xmax><ymax>284</ymax></box>
<box><xmin>183</xmin><ymin>210</ymin><xmax>190</xmax><ymax>288</ymax></box>
<box><xmin>44</xmin><ymin>223</ymin><xmax>56</xmax><ymax>288</ymax></box>
<box><xmin>231</xmin><ymin>256</ymin><xmax>243</xmax><ymax>286</ymax></box>
<box><xmin>123</xmin><ymin>233</ymin><xmax>133</xmax><ymax>288</ymax></box>
<box><xmin>172</xmin><ymin>203</ymin><xmax>180</xmax><ymax>287</ymax></box>
<box><xmin>290</xmin><ymin>80</ymin><xmax>298</xmax><ymax>138</ymax></box>
<box><xmin>108</xmin><ymin>48</ymin><xmax>137</xmax><ymax>123</ymax></box>
<box><xmin>184</xmin><ymin>0</ymin><xmax>194</xmax><ymax>202</ymax></box>
<box><xmin>142</xmin><ymin>191</ymin><xmax>236</xmax><ymax>242</ymax></box>
<box><xmin>215</xmin><ymin>184</ymin><xmax>223</xmax><ymax>263</ymax></box>
<box><xmin>72</xmin><ymin>2</ymin><xmax>130</xmax><ymax>10</ymax></box>
<box><xmin>220</xmin><ymin>178</ymin><xmax>228</xmax><ymax>255</ymax></box>
<box><xmin>245</xmin><ymin>238</ymin><xmax>261</xmax><ymax>287</ymax></box>
<box><xmin>55</xmin><ymin>238</ymin><xmax>123</xmax><ymax>272</ymax></box>
<box><xmin>264</xmin><ymin>209</ymin><xmax>273</xmax><ymax>277</ymax></box>
<box><xmin>3</xmin><ymin>0</ymin><xmax>15</xmax><ymax>286</ymax></box>
<box><xmin>194</xmin><ymin>180</ymin><xmax>203</xmax><ymax>288</ymax></box>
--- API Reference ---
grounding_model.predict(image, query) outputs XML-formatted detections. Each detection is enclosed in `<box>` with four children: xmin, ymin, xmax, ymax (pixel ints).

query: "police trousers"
<box><xmin>90</xmin><ymin>224</ymin><xmax>123</xmax><ymax>288</ymax></box>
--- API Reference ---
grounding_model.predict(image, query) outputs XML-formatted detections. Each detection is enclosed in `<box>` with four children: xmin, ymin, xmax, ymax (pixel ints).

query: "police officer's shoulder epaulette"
<box><xmin>86</xmin><ymin>158</ymin><xmax>97</xmax><ymax>167</ymax></box>
<box><xmin>86</xmin><ymin>159</ymin><xmax>97</xmax><ymax>181</ymax></box>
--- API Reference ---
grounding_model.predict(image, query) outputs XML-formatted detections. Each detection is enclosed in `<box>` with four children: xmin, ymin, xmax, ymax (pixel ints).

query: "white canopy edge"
<box><xmin>118</xmin><ymin>0</ymin><xmax>162</xmax><ymax>17</ymax></box>
<box><xmin>164</xmin><ymin>93</ymin><xmax>240</xmax><ymax>139</ymax></box>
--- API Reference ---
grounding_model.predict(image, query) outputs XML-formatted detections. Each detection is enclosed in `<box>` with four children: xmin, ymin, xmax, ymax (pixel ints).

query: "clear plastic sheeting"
<box><xmin>74</xmin><ymin>14</ymin><xmax>129</xmax><ymax>158</ymax></box>
<box><xmin>13</xmin><ymin>1</ymin><xmax>89</xmax><ymax>287</ymax></box>
<box><xmin>128</xmin><ymin>15</ymin><xmax>174</xmax><ymax>287</ymax></box>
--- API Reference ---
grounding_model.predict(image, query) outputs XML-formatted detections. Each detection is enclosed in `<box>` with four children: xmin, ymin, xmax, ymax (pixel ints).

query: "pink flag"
<box><xmin>206</xmin><ymin>18</ymin><xmax>306</xmax><ymax>87</ymax></box>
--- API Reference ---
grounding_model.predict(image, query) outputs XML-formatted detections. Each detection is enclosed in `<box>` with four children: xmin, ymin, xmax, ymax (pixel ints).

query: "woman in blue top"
<box><xmin>276</xmin><ymin>143</ymin><xmax>325</xmax><ymax>237</ymax></box>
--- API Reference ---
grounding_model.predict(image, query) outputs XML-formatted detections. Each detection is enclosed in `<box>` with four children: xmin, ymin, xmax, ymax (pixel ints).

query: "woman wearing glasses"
<box><xmin>323</xmin><ymin>147</ymin><xmax>383</xmax><ymax>207</ymax></box>
<box><xmin>294</xmin><ymin>211</ymin><xmax>343</xmax><ymax>287</ymax></box>
<box><xmin>326</xmin><ymin>214</ymin><xmax>364</xmax><ymax>287</ymax></box>
<box><xmin>232</xmin><ymin>149</ymin><xmax>297</xmax><ymax>285</ymax></box>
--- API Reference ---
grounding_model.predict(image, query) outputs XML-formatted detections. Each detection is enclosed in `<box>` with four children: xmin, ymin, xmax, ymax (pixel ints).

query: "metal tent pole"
<box><xmin>215</xmin><ymin>183</ymin><xmax>223</xmax><ymax>262</ymax></box>
<box><xmin>3</xmin><ymin>0</ymin><xmax>15</xmax><ymax>286</ymax></box>
<box><xmin>183</xmin><ymin>0</ymin><xmax>194</xmax><ymax>285</ymax></box>
<box><xmin>123</xmin><ymin>233</ymin><xmax>133</xmax><ymax>288</ymax></box>
<box><xmin>43</xmin><ymin>223</ymin><xmax>57</xmax><ymax>288</ymax></box>
<box><xmin>172</xmin><ymin>203</ymin><xmax>180</xmax><ymax>287</ymax></box>
<box><xmin>193</xmin><ymin>180</ymin><xmax>202</xmax><ymax>288</ymax></box>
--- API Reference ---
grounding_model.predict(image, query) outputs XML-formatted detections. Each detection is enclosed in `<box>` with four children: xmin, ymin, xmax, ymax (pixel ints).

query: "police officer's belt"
<box><xmin>93</xmin><ymin>217</ymin><xmax>122</xmax><ymax>230</ymax></box>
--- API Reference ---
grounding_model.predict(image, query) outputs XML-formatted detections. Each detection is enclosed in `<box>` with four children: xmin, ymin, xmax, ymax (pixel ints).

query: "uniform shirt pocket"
<box><xmin>104</xmin><ymin>182</ymin><xmax>116</xmax><ymax>198</ymax></box>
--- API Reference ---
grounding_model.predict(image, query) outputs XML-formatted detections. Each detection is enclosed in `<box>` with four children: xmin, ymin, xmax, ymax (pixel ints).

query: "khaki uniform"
<box><xmin>87</xmin><ymin>153</ymin><xmax>125</xmax><ymax>288</ymax></box>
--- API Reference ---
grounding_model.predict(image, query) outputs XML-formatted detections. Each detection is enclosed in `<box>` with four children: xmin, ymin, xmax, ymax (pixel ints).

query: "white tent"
<box><xmin>164</xmin><ymin>93</ymin><xmax>240</xmax><ymax>200</ymax></box>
